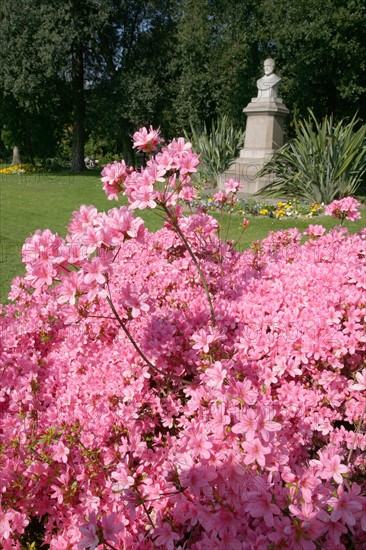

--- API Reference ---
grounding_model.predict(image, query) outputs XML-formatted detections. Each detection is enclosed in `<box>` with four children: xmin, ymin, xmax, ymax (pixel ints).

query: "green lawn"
<box><xmin>1</xmin><ymin>170</ymin><xmax>365</xmax><ymax>303</ymax></box>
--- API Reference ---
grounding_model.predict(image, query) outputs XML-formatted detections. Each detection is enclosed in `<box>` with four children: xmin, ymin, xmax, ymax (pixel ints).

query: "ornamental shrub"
<box><xmin>259</xmin><ymin>111</ymin><xmax>366</xmax><ymax>203</ymax></box>
<box><xmin>0</xmin><ymin>128</ymin><xmax>365</xmax><ymax>549</ymax></box>
<box><xmin>184</xmin><ymin>116</ymin><xmax>245</xmax><ymax>187</ymax></box>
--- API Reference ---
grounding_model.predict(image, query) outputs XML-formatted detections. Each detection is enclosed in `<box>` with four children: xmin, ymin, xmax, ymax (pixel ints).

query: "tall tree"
<box><xmin>168</xmin><ymin>0</ymin><xmax>260</xmax><ymax>133</ymax></box>
<box><xmin>86</xmin><ymin>0</ymin><xmax>178</xmax><ymax>158</ymax></box>
<box><xmin>0</xmin><ymin>0</ymin><xmax>64</xmax><ymax>163</ymax></box>
<box><xmin>0</xmin><ymin>0</ymin><xmax>116</xmax><ymax>171</ymax></box>
<box><xmin>257</xmin><ymin>0</ymin><xmax>366</xmax><ymax>122</ymax></box>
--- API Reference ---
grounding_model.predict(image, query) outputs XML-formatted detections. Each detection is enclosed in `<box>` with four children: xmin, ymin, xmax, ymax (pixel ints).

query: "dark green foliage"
<box><xmin>170</xmin><ymin>0</ymin><xmax>260</xmax><ymax>132</ymax></box>
<box><xmin>0</xmin><ymin>0</ymin><xmax>365</xmax><ymax>166</ymax></box>
<box><xmin>257</xmin><ymin>0</ymin><xmax>366</xmax><ymax>123</ymax></box>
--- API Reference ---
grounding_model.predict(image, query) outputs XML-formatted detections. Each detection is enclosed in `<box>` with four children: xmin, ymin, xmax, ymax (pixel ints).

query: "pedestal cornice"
<box><xmin>244</xmin><ymin>101</ymin><xmax>290</xmax><ymax>117</ymax></box>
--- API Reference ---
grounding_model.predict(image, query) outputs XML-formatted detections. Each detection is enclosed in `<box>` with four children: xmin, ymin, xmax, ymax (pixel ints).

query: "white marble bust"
<box><xmin>256</xmin><ymin>58</ymin><xmax>281</xmax><ymax>102</ymax></box>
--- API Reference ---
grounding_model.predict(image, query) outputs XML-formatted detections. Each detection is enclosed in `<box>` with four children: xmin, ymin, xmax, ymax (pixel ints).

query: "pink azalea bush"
<box><xmin>0</xmin><ymin>128</ymin><xmax>365</xmax><ymax>549</ymax></box>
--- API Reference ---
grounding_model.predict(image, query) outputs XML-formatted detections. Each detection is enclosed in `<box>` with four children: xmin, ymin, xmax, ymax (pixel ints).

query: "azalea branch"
<box><xmin>105</xmin><ymin>294</ymin><xmax>192</xmax><ymax>386</ymax></box>
<box><xmin>112</xmin><ymin>245</ymin><xmax>122</xmax><ymax>263</ymax></box>
<box><xmin>224</xmin><ymin>203</ymin><xmax>234</xmax><ymax>243</ymax></box>
<box><xmin>161</xmin><ymin>205</ymin><xmax>216</xmax><ymax>326</ymax></box>
<box><xmin>230</xmin><ymin>221</ymin><xmax>250</xmax><ymax>251</ymax></box>
<box><xmin>141</xmin><ymin>502</ymin><xmax>155</xmax><ymax>528</ymax></box>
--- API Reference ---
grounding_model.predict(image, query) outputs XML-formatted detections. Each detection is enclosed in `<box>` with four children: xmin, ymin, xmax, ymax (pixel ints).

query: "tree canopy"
<box><xmin>0</xmin><ymin>0</ymin><xmax>365</xmax><ymax>169</ymax></box>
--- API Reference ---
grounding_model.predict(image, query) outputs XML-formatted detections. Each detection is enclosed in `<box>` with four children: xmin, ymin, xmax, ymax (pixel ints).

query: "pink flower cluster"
<box><xmin>304</xmin><ymin>224</ymin><xmax>327</xmax><ymax>237</ymax></box>
<box><xmin>101</xmin><ymin>160</ymin><xmax>132</xmax><ymax>200</ymax></box>
<box><xmin>213</xmin><ymin>178</ymin><xmax>243</xmax><ymax>206</ymax></box>
<box><xmin>101</xmin><ymin>128</ymin><xmax>200</xmax><ymax>213</ymax></box>
<box><xmin>132</xmin><ymin>125</ymin><xmax>163</xmax><ymax>153</ymax></box>
<box><xmin>325</xmin><ymin>197</ymin><xmax>362</xmax><ymax>222</ymax></box>
<box><xmin>0</xmin><ymin>129</ymin><xmax>365</xmax><ymax>548</ymax></box>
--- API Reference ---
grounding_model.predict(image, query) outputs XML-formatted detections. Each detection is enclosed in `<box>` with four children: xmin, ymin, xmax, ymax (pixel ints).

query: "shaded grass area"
<box><xmin>1</xmin><ymin>171</ymin><xmax>365</xmax><ymax>302</ymax></box>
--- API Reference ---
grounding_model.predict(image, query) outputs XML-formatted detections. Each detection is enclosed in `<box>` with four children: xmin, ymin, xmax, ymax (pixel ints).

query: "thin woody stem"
<box><xmin>231</xmin><ymin>225</ymin><xmax>249</xmax><ymax>251</ymax></box>
<box><xmin>142</xmin><ymin>502</ymin><xmax>155</xmax><ymax>528</ymax></box>
<box><xmin>162</xmin><ymin>205</ymin><xmax>216</xmax><ymax>326</ymax></box>
<box><xmin>224</xmin><ymin>204</ymin><xmax>233</xmax><ymax>243</ymax></box>
<box><xmin>106</xmin><ymin>295</ymin><xmax>192</xmax><ymax>386</ymax></box>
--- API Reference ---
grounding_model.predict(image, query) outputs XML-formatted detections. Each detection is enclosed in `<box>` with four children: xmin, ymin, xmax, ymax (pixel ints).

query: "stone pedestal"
<box><xmin>218</xmin><ymin>99</ymin><xmax>289</xmax><ymax>195</ymax></box>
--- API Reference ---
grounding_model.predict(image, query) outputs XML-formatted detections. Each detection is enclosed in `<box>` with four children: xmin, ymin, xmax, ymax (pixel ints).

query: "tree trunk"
<box><xmin>11</xmin><ymin>146</ymin><xmax>21</xmax><ymax>165</ymax></box>
<box><xmin>71</xmin><ymin>45</ymin><xmax>86</xmax><ymax>172</ymax></box>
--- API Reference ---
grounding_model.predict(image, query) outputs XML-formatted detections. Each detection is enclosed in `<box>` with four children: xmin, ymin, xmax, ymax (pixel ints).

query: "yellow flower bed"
<box><xmin>0</xmin><ymin>164</ymin><xmax>43</xmax><ymax>175</ymax></box>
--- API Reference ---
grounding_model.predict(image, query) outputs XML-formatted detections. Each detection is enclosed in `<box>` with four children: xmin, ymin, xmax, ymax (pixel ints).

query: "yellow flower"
<box><xmin>259</xmin><ymin>208</ymin><xmax>269</xmax><ymax>215</ymax></box>
<box><xmin>276</xmin><ymin>210</ymin><xmax>285</xmax><ymax>218</ymax></box>
<box><xmin>310</xmin><ymin>203</ymin><xmax>323</xmax><ymax>214</ymax></box>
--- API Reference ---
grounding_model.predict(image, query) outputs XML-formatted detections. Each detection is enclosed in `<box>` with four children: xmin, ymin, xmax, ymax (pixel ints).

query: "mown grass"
<box><xmin>1</xmin><ymin>171</ymin><xmax>365</xmax><ymax>303</ymax></box>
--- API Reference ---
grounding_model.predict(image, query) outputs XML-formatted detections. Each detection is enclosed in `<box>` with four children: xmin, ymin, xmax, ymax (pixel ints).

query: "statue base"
<box><xmin>218</xmin><ymin>100</ymin><xmax>289</xmax><ymax>195</ymax></box>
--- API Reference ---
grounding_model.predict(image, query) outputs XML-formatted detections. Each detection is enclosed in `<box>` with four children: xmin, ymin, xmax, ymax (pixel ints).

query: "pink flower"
<box><xmin>231</xmin><ymin>408</ymin><xmax>258</xmax><ymax>441</ymax></box>
<box><xmin>167</xmin><ymin>136</ymin><xmax>192</xmax><ymax>155</ymax></box>
<box><xmin>304</xmin><ymin>224</ymin><xmax>326</xmax><ymax>237</ymax></box>
<box><xmin>178</xmin><ymin>185</ymin><xmax>197</xmax><ymax>202</ymax></box>
<box><xmin>178</xmin><ymin>151</ymin><xmax>200</xmax><ymax>176</ymax></box>
<box><xmin>189</xmin><ymin>427</ymin><xmax>213</xmax><ymax>459</ymax></box>
<box><xmin>324</xmin><ymin>455</ymin><xmax>349</xmax><ymax>484</ymax></box>
<box><xmin>350</xmin><ymin>368</ymin><xmax>366</xmax><ymax>391</ymax></box>
<box><xmin>101</xmin><ymin>513</ymin><xmax>124</xmax><ymax>544</ymax></box>
<box><xmin>289</xmin><ymin>502</ymin><xmax>329</xmax><ymax>524</ymax></box>
<box><xmin>130</xmin><ymin>187</ymin><xmax>158</xmax><ymax>210</ymax></box>
<box><xmin>155</xmin><ymin>149</ymin><xmax>175</xmax><ymax>172</ymax></box>
<box><xmin>101</xmin><ymin>160</ymin><xmax>130</xmax><ymax>200</ymax></box>
<box><xmin>25</xmin><ymin>259</ymin><xmax>55</xmax><ymax>292</ymax></box>
<box><xmin>242</xmin><ymin>438</ymin><xmax>270</xmax><ymax>467</ymax></box>
<box><xmin>328</xmin><ymin>484</ymin><xmax>362</xmax><ymax>526</ymax></box>
<box><xmin>224</xmin><ymin>178</ymin><xmax>243</xmax><ymax>193</ymax></box>
<box><xmin>57</xmin><ymin>271</ymin><xmax>83</xmax><ymax>305</ymax></box>
<box><xmin>213</xmin><ymin>191</ymin><xmax>228</xmax><ymax>203</ymax></box>
<box><xmin>51</xmin><ymin>440</ymin><xmax>70</xmax><ymax>463</ymax></box>
<box><xmin>119</xmin><ymin>283</ymin><xmax>150</xmax><ymax>318</ymax></box>
<box><xmin>78</xmin><ymin>512</ymin><xmax>99</xmax><ymax>549</ymax></box>
<box><xmin>0</xmin><ymin>511</ymin><xmax>11</xmax><ymax>540</ymax></box>
<box><xmin>154</xmin><ymin>521</ymin><xmax>180</xmax><ymax>549</ymax></box>
<box><xmin>191</xmin><ymin>328</ymin><xmax>216</xmax><ymax>353</ymax></box>
<box><xmin>132</xmin><ymin>126</ymin><xmax>162</xmax><ymax>153</ymax></box>
<box><xmin>310</xmin><ymin>449</ymin><xmax>348</xmax><ymax>484</ymax></box>
<box><xmin>245</xmin><ymin>489</ymin><xmax>281</xmax><ymax>527</ymax></box>
<box><xmin>203</xmin><ymin>361</ymin><xmax>227</xmax><ymax>389</ymax></box>
<box><xmin>83</xmin><ymin>254</ymin><xmax>112</xmax><ymax>286</ymax></box>
<box><xmin>325</xmin><ymin>197</ymin><xmax>361</xmax><ymax>221</ymax></box>
<box><xmin>110</xmin><ymin>463</ymin><xmax>134</xmax><ymax>493</ymax></box>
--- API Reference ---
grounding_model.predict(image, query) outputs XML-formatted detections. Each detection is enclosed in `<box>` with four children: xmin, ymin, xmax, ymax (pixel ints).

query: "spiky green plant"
<box><xmin>185</xmin><ymin>116</ymin><xmax>245</xmax><ymax>186</ymax></box>
<box><xmin>258</xmin><ymin>111</ymin><xmax>366</xmax><ymax>203</ymax></box>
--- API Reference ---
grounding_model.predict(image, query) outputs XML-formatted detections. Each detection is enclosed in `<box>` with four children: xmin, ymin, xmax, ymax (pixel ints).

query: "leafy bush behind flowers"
<box><xmin>0</xmin><ymin>126</ymin><xmax>365</xmax><ymax>549</ymax></box>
